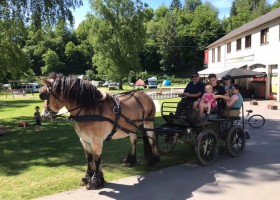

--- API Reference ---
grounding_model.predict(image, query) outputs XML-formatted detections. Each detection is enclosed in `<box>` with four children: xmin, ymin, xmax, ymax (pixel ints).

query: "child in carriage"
<box><xmin>193</xmin><ymin>84</ymin><xmax>217</xmax><ymax>115</ymax></box>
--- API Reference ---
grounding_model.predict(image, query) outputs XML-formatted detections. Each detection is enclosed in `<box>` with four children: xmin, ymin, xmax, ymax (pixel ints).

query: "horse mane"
<box><xmin>49</xmin><ymin>73</ymin><xmax>105</xmax><ymax>111</ymax></box>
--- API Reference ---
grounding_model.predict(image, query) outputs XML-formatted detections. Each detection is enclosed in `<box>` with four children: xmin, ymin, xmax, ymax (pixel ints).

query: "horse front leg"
<box><xmin>87</xmin><ymin>156</ymin><xmax>105</xmax><ymax>189</ymax></box>
<box><xmin>122</xmin><ymin>133</ymin><xmax>137</xmax><ymax>167</ymax></box>
<box><xmin>80</xmin><ymin>152</ymin><xmax>94</xmax><ymax>186</ymax></box>
<box><xmin>87</xmin><ymin>141</ymin><xmax>105</xmax><ymax>190</ymax></box>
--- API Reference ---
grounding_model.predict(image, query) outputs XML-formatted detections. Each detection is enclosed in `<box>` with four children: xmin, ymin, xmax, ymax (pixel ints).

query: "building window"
<box><xmin>227</xmin><ymin>42</ymin><xmax>231</xmax><ymax>53</ymax></box>
<box><xmin>261</xmin><ymin>28</ymin><xmax>269</xmax><ymax>44</ymax></box>
<box><xmin>212</xmin><ymin>48</ymin><xmax>215</xmax><ymax>63</ymax></box>
<box><xmin>236</xmin><ymin>38</ymin><xmax>242</xmax><ymax>51</ymax></box>
<box><xmin>245</xmin><ymin>35</ymin><xmax>251</xmax><ymax>48</ymax></box>
<box><xmin>217</xmin><ymin>46</ymin><xmax>221</xmax><ymax>62</ymax></box>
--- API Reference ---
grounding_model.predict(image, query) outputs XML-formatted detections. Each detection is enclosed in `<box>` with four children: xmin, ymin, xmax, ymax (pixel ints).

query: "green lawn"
<box><xmin>0</xmin><ymin>92</ymin><xmax>195</xmax><ymax>200</ymax></box>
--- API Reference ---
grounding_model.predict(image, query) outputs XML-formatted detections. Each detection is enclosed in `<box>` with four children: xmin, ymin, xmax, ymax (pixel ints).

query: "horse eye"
<box><xmin>39</xmin><ymin>93</ymin><xmax>48</xmax><ymax>100</ymax></box>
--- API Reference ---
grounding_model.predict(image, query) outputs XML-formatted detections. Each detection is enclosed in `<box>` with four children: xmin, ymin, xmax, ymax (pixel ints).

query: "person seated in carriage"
<box><xmin>214</xmin><ymin>84</ymin><xmax>243</xmax><ymax>117</ymax></box>
<box><xmin>222</xmin><ymin>75</ymin><xmax>234</xmax><ymax>96</ymax></box>
<box><xmin>197</xmin><ymin>73</ymin><xmax>227</xmax><ymax>116</ymax></box>
<box><xmin>175</xmin><ymin>72</ymin><xmax>205</xmax><ymax>116</ymax></box>
<box><xmin>193</xmin><ymin>84</ymin><xmax>217</xmax><ymax>116</ymax></box>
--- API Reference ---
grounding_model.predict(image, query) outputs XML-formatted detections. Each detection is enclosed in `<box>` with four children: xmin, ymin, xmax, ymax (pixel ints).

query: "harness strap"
<box><xmin>69</xmin><ymin>92</ymin><xmax>154</xmax><ymax>141</ymax></box>
<box><xmin>68</xmin><ymin>114</ymin><xmax>137</xmax><ymax>135</ymax></box>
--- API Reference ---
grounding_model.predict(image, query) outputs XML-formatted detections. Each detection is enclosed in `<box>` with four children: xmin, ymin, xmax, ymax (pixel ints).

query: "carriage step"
<box><xmin>245</xmin><ymin>131</ymin><xmax>250</xmax><ymax>139</ymax></box>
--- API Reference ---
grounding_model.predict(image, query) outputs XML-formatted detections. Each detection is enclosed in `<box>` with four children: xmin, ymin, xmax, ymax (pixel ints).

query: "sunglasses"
<box><xmin>191</xmin><ymin>75</ymin><xmax>198</xmax><ymax>78</ymax></box>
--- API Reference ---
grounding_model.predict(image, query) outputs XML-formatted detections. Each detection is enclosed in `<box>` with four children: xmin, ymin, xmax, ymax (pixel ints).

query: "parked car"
<box><xmin>108</xmin><ymin>82</ymin><xmax>120</xmax><ymax>90</ymax></box>
<box><xmin>102</xmin><ymin>81</ymin><xmax>110</xmax><ymax>87</ymax></box>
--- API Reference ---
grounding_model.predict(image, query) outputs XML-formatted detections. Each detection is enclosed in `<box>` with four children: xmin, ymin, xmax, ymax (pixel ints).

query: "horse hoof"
<box><xmin>149</xmin><ymin>157</ymin><xmax>160</xmax><ymax>169</ymax></box>
<box><xmin>86</xmin><ymin>175</ymin><xmax>105</xmax><ymax>190</ymax></box>
<box><xmin>80</xmin><ymin>174</ymin><xmax>91</xmax><ymax>186</ymax></box>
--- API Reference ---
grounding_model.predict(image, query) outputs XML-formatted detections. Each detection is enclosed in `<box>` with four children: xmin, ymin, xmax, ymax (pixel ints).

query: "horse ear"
<box><xmin>41</xmin><ymin>78</ymin><xmax>54</xmax><ymax>87</ymax></box>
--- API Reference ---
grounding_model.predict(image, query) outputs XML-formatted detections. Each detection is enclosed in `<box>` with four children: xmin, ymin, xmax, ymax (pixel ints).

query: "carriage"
<box><xmin>155</xmin><ymin>101</ymin><xmax>247</xmax><ymax>166</ymax></box>
<box><xmin>39</xmin><ymin>73</ymin><xmax>247</xmax><ymax>190</ymax></box>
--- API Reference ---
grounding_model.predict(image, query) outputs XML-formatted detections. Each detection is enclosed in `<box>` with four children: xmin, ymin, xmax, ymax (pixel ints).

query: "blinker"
<box><xmin>39</xmin><ymin>93</ymin><xmax>48</xmax><ymax>100</ymax></box>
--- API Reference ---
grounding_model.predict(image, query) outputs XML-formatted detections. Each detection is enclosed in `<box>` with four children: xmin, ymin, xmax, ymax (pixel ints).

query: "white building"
<box><xmin>200</xmin><ymin>7</ymin><xmax>280</xmax><ymax>101</ymax></box>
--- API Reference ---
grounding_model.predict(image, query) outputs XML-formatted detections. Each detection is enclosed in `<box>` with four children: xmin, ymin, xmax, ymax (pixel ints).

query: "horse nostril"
<box><xmin>39</xmin><ymin>93</ymin><xmax>48</xmax><ymax>100</ymax></box>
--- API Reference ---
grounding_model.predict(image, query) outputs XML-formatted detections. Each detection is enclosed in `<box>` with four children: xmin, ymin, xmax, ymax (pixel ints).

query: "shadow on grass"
<box><xmin>0</xmin><ymin>114</ymin><xmax>196</xmax><ymax>177</ymax></box>
<box><xmin>0</xmin><ymin>99</ymin><xmax>41</xmax><ymax>112</ymax></box>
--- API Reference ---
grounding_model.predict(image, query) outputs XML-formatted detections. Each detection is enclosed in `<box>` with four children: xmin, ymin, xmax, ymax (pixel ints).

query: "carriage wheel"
<box><xmin>226</xmin><ymin>125</ymin><xmax>246</xmax><ymax>157</ymax></box>
<box><xmin>195</xmin><ymin>129</ymin><xmax>218</xmax><ymax>166</ymax></box>
<box><xmin>156</xmin><ymin>124</ymin><xmax>177</xmax><ymax>154</ymax></box>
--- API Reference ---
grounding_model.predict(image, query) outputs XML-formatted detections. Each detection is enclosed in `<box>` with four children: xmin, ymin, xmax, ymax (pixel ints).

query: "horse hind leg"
<box><xmin>122</xmin><ymin>133</ymin><xmax>137</xmax><ymax>167</ymax></box>
<box><xmin>143</xmin><ymin>121</ymin><xmax>160</xmax><ymax>169</ymax></box>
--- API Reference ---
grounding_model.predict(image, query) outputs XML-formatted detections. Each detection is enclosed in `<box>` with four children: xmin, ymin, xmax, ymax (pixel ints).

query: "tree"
<box><xmin>0</xmin><ymin>0</ymin><xmax>82</xmax><ymax>27</ymax></box>
<box><xmin>230</xmin><ymin>0</ymin><xmax>237</xmax><ymax>16</ymax></box>
<box><xmin>184</xmin><ymin>0</ymin><xmax>202</xmax><ymax>12</ymax></box>
<box><xmin>0</xmin><ymin>0</ymin><xmax>82</xmax><ymax>81</ymax></box>
<box><xmin>272</xmin><ymin>0</ymin><xmax>280</xmax><ymax>9</ymax></box>
<box><xmin>41</xmin><ymin>49</ymin><xmax>65</xmax><ymax>75</ymax></box>
<box><xmin>90</xmin><ymin>0</ymin><xmax>147</xmax><ymax>86</ymax></box>
<box><xmin>170</xmin><ymin>0</ymin><xmax>182</xmax><ymax>11</ymax></box>
<box><xmin>156</xmin><ymin>12</ymin><xmax>181</xmax><ymax>72</ymax></box>
<box><xmin>227</xmin><ymin>0</ymin><xmax>271</xmax><ymax>31</ymax></box>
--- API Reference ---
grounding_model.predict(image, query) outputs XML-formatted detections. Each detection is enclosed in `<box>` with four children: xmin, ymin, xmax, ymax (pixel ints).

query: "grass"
<box><xmin>0</xmin><ymin>92</ymin><xmax>195</xmax><ymax>200</ymax></box>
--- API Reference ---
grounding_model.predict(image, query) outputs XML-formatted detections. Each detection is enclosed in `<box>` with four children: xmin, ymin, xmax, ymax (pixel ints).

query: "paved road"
<box><xmin>36</xmin><ymin>100</ymin><xmax>280</xmax><ymax>200</ymax></box>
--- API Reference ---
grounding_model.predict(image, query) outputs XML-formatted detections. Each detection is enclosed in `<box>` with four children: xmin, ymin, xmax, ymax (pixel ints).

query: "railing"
<box><xmin>148</xmin><ymin>92</ymin><xmax>181</xmax><ymax>100</ymax></box>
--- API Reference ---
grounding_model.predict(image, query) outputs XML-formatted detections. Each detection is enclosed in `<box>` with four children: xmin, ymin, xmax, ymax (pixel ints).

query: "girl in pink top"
<box><xmin>193</xmin><ymin>84</ymin><xmax>217</xmax><ymax>115</ymax></box>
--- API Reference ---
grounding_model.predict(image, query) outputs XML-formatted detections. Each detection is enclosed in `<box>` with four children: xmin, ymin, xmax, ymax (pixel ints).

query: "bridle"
<box><xmin>39</xmin><ymin>85</ymin><xmax>81</xmax><ymax>119</ymax></box>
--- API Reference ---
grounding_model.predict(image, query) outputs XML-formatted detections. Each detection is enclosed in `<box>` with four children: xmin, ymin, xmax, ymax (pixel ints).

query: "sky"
<box><xmin>72</xmin><ymin>0</ymin><xmax>277</xmax><ymax>28</ymax></box>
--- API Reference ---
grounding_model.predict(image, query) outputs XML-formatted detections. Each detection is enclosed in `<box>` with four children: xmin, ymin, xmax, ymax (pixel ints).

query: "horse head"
<box><xmin>39</xmin><ymin>76</ymin><xmax>65</xmax><ymax>114</ymax></box>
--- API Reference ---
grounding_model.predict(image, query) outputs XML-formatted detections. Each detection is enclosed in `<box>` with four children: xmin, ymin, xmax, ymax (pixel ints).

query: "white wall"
<box><xmin>208</xmin><ymin>19</ymin><xmax>280</xmax><ymax>69</ymax></box>
<box><xmin>207</xmin><ymin>19</ymin><xmax>280</xmax><ymax>100</ymax></box>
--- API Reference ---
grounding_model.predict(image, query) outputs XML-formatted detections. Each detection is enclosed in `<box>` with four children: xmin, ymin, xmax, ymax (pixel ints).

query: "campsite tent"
<box><xmin>162</xmin><ymin>79</ymin><xmax>171</xmax><ymax>86</ymax></box>
<box><xmin>135</xmin><ymin>79</ymin><xmax>146</xmax><ymax>86</ymax></box>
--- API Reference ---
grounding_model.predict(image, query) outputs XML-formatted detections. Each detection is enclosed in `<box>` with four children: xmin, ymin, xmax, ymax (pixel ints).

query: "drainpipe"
<box><xmin>277</xmin><ymin>64</ymin><xmax>280</xmax><ymax>101</ymax></box>
<box><xmin>266</xmin><ymin>65</ymin><xmax>272</xmax><ymax>100</ymax></box>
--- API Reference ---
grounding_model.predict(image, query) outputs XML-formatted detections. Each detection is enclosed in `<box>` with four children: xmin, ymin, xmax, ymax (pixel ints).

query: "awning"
<box><xmin>217</xmin><ymin>68</ymin><xmax>264</xmax><ymax>79</ymax></box>
<box><xmin>198</xmin><ymin>66</ymin><xmax>264</xmax><ymax>79</ymax></box>
<box><xmin>198</xmin><ymin>66</ymin><xmax>238</xmax><ymax>77</ymax></box>
<box><xmin>252</xmin><ymin>68</ymin><xmax>266</xmax><ymax>73</ymax></box>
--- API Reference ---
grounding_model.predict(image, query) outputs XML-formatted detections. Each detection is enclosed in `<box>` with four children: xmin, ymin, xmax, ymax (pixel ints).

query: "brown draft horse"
<box><xmin>39</xmin><ymin>73</ymin><xmax>160</xmax><ymax>189</ymax></box>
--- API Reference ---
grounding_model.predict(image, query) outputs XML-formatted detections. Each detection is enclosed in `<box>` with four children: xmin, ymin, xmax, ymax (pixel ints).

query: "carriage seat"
<box><xmin>221</xmin><ymin>107</ymin><xmax>242</xmax><ymax>120</ymax></box>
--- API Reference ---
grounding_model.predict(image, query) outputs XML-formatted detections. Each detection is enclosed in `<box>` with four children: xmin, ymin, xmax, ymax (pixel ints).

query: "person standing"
<box><xmin>34</xmin><ymin>106</ymin><xmax>42</xmax><ymax>126</ymax></box>
<box><xmin>175</xmin><ymin>72</ymin><xmax>204</xmax><ymax>115</ymax></box>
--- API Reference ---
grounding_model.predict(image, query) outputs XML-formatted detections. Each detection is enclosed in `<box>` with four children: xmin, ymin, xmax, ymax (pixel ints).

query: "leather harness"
<box><xmin>41</xmin><ymin>89</ymin><xmax>154</xmax><ymax>141</ymax></box>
